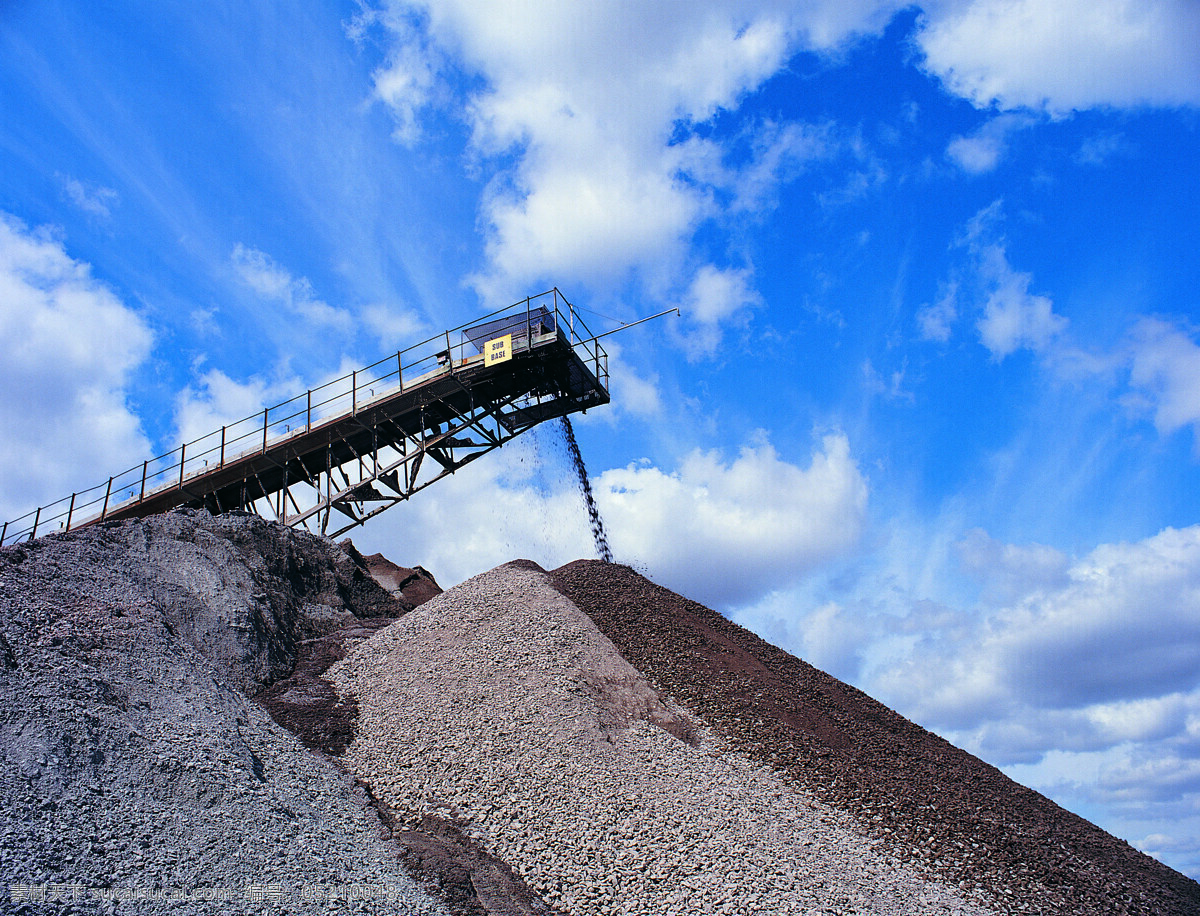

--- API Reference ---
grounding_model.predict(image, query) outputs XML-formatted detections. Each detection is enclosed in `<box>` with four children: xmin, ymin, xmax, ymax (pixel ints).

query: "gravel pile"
<box><xmin>331</xmin><ymin>560</ymin><xmax>996</xmax><ymax>916</ymax></box>
<box><xmin>0</xmin><ymin>510</ymin><xmax>448</xmax><ymax>916</ymax></box>
<box><xmin>9</xmin><ymin>510</ymin><xmax>1197</xmax><ymax>916</ymax></box>
<box><xmin>551</xmin><ymin>559</ymin><xmax>1200</xmax><ymax>916</ymax></box>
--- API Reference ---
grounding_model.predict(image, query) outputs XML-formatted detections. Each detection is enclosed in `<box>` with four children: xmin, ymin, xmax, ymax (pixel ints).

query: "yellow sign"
<box><xmin>485</xmin><ymin>334</ymin><xmax>512</xmax><ymax>366</ymax></box>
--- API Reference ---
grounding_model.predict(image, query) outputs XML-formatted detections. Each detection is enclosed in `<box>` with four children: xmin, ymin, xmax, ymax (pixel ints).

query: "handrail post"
<box><xmin>179</xmin><ymin>443</ymin><xmax>186</xmax><ymax>487</ymax></box>
<box><xmin>306</xmin><ymin>391</ymin><xmax>311</xmax><ymax>431</ymax></box>
<box><xmin>397</xmin><ymin>351</ymin><xmax>403</xmax><ymax>391</ymax></box>
<box><xmin>140</xmin><ymin>461</ymin><xmax>148</xmax><ymax>500</ymax></box>
<box><xmin>65</xmin><ymin>493</ymin><xmax>76</xmax><ymax>532</ymax></box>
<box><xmin>220</xmin><ymin>426</ymin><xmax>226</xmax><ymax>466</ymax></box>
<box><xmin>101</xmin><ymin>477</ymin><xmax>113</xmax><ymax>520</ymax></box>
<box><xmin>31</xmin><ymin>506</ymin><xmax>41</xmax><ymax>540</ymax></box>
<box><xmin>352</xmin><ymin>370</ymin><xmax>357</xmax><ymax>415</ymax></box>
<box><xmin>445</xmin><ymin>330</ymin><xmax>452</xmax><ymax>375</ymax></box>
<box><xmin>262</xmin><ymin>408</ymin><xmax>268</xmax><ymax>454</ymax></box>
<box><xmin>1</xmin><ymin>520</ymin><xmax>7</xmax><ymax>545</ymax></box>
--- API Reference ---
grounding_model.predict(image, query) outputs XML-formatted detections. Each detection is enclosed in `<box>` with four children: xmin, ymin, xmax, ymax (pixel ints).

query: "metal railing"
<box><xmin>1</xmin><ymin>288</ymin><xmax>607</xmax><ymax>546</ymax></box>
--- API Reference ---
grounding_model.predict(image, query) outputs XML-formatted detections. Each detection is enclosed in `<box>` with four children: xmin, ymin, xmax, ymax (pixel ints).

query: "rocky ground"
<box><xmin>0</xmin><ymin>511</ymin><xmax>447</xmax><ymax>915</ymax></box>
<box><xmin>3</xmin><ymin>510</ymin><xmax>1199</xmax><ymax>915</ymax></box>
<box><xmin>331</xmin><ymin>560</ymin><xmax>996</xmax><ymax>916</ymax></box>
<box><xmin>550</xmin><ymin>559</ymin><xmax>1200</xmax><ymax>916</ymax></box>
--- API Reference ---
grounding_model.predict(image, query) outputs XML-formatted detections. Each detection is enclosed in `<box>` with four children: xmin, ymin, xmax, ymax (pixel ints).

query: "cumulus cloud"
<box><xmin>877</xmin><ymin>525</ymin><xmax>1200</xmax><ymax>745</ymax></box>
<box><xmin>599</xmin><ymin>432</ymin><xmax>868</xmax><ymax>607</ymax></box>
<box><xmin>956</xmin><ymin>527</ymin><xmax>1070</xmax><ymax>603</ymax></box>
<box><xmin>349</xmin><ymin>425</ymin><xmax>600</xmax><ymax>584</ymax></box>
<box><xmin>1125</xmin><ymin>317</ymin><xmax>1200</xmax><ymax>440</ymax></box>
<box><xmin>974</xmin><ymin>243</ymin><xmax>1067</xmax><ymax>358</ymax></box>
<box><xmin>945</xmin><ymin>113</ymin><xmax>1034</xmax><ymax>173</ymax></box>
<box><xmin>956</xmin><ymin>202</ymin><xmax>1068</xmax><ymax>358</ymax></box>
<box><xmin>917</xmin><ymin>0</ymin><xmax>1200</xmax><ymax>114</ymax></box>
<box><xmin>0</xmin><ymin>213</ymin><xmax>152</xmax><ymax>523</ymax></box>
<box><xmin>172</xmin><ymin>366</ymin><xmax>305</xmax><ymax>448</ymax></box>
<box><xmin>735</xmin><ymin>593</ymin><xmax>884</xmax><ymax>684</ymax></box>
<box><xmin>601</xmin><ymin>341</ymin><xmax>664</xmax><ymax>420</ymax></box>
<box><xmin>363</xmin><ymin>0</ymin><xmax>901</xmax><ymax>349</ymax></box>
<box><xmin>678</xmin><ymin>265</ymin><xmax>761</xmax><ymax>359</ymax></box>
<box><xmin>354</xmin><ymin>426</ymin><xmax>867</xmax><ymax>610</ymax></box>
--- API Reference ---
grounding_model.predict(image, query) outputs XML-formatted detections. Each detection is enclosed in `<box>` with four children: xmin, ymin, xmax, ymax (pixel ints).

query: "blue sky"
<box><xmin>3</xmin><ymin>0</ymin><xmax>1200</xmax><ymax>879</ymax></box>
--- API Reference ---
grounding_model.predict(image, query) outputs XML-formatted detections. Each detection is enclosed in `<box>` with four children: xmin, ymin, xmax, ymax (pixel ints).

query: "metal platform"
<box><xmin>1</xmin><ymin>289</ymin><xmax>609</xmax><ymax>545</ymax></box>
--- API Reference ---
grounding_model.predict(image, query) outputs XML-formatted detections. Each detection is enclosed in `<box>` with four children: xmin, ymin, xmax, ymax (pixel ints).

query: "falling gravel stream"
<box><xmin>559</xmin><ymin>416</ymin><xmax>613</xmax><ymax>563</ymax></box>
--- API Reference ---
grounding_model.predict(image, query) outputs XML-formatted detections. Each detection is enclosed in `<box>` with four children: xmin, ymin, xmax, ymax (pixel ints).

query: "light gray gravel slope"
<box><xmin>332</xmin><ymin>561</ymin><xmax>999</xmax><ymax>916</ymax></box>
<box><xmin>0</xmin><ymin>511</ymin><xmax>447</xmax><ymax>916</ymax></box>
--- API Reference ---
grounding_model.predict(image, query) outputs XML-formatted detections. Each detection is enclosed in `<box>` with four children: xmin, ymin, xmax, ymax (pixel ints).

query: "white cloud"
<box><xmin>862</xmin><ymin>357</ymin><xmax>913</xmax><ymax>403</ymax></box>
<box><xmin>57</xmin><ymin>174</ymin><xmax>120</xmax><ymax>219</ymax></box>
<box><xmin>231</xmin><ymin>244</ymin><xmax>354</xmax><ymax>335</ymax></box>
<box><xmin>1136</xmin><ymin>828</ymin><xmax>1200</xmax><ymax>879</ymax></box>
<box><xmin>358</xmin><ymin>5</ymin><xmax>440</xmax><ymax>146</ymax></box>
<box><xmin>947</xmin><ymin>133</ymin><xmax>1004</xmax><ymax>174</ymax></box>
<box><xmin>364</xmin><ymin>1</ymin><xmax>901</xmax><ymax>344</ymax></box>
<box><xmin>957</xmin><ymin>203</ymin><xmax>1068</xmax><ymax>358</ymax></box>
<box><xmin>678</xmin><ymin>264</ymin><xmax>761</xmax><ymax>358</ymax></box>
<box><xmin>361</xmin><ymin>303</ymin><xmax>427</xmax><ymax>350</ymax></box>
<box><xmin>726</xmin><ymin>120</ymin><xmax>837</xmax><ymax>212</ymax></box>
<box><xmin>601</xmin><ymin>341</ymin><xmax>663</xmax><ymax>420</ymax></box>
<box><xmin>354</xmin><ymin>426</ymin><xmax>867</xmax><ymax>610</ymax></box>
<box><xmin>599</xmin><ymin>432</ymin><xmax>868</xmax><ymax>607</ymax></box>
<box><xmin>956</xmin><ymin>527</ymin><xmax>1070</xmax><ymax>603</ymax></box>
<box><xmin>1075</xmin><ymin>131</ymin><xmax>1132</xmax><ymax>166</ymax></box>
<box><xmin>917</xmin><ymin>0</ymin><xmax>1200</xmax><ymax>114</ymax></box>
<box><xmin>945</xmin><ymin>113</ymin><xmax>1034</xmax><ymax>173</ymax></box>
<box><xmin>0</xmin><ymin>213</ymin><xmax>152</xmax><ymax>524</ymax></box>
<box><xmin>735</xmin><ymin>594</ymin><xmax>880</xmax><ymax>683</ymax></box>
<box><xmin>1126</xmin><ymin>317</ymin><xmax>1200</xmax><ymax>439</ymax></box>
<box><xmin>877</xmin><ymin>525</ymin><xmax>1200</xmax><ymax>739</ymax></box>
<box><xmin>916</xmin><ymin>280</ymin><xmax>958</xmax><ymax>342</ymax></box>
<box><xmin>172</xmin><ymin>366</ymin><xmax>305</xmax><ymax>448</ymax></box>
<box><xmin>974</xmin><ymin>243</ymin><xmax>1067</xmax><ymax>358</ymax></box>
<box><xmin>349</xmin><ymin>424</ymin><xmax>597</xmax><ymax>584</ymax></box>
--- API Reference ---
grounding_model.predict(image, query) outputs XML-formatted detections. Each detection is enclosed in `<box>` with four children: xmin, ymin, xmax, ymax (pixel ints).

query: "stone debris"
<box><xmin>331</xmin><ymin>561</ymin><xmax>996</xmax><ymax>916</ymax></box>
<box><xmin>4</xmin><ymin>512</ymin><xmax>1199</xmax><ymax>916</ymax></box>
<box><xmin>0</xmin><ymin>510</ymin><xmax>447</xmax><ymax>916</ymax></box>
<box><xmin>551</xmin><ymin>559</ymin><xmax>1200</xmax><ymax>916</ymax></box>
<box><xmin>351</xmin><ymin>548</ymin><xmax>443</xmax><ymax>608</ymax></box>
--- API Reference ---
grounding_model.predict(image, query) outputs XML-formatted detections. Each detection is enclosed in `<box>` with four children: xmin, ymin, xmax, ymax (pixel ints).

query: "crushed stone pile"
<box><xmin>550</xmin><ymin>559</ymin><xmax>1200</xmax><ymax>916</ymax></box>
<box><xmin>357</xmin><ymin>553</ymin><xmax>442</xmax><ymax>608</ymax></box>
<box><xmin>6</xmin><ymin>510</ymin><xmax>1200</xmax><ymax>916</ymax></box>
<box><xmin>331</xmin><ymin>560</ymin><xmax>997</xmax><ymax>916</ymax></box>
<box><xmin>0</xmin><ymin>510</ymin><xmax>448</xmax><ymax>916</ymax></box>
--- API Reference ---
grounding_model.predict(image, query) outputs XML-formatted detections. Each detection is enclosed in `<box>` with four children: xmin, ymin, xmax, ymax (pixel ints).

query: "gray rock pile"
<box><xmin>0</xmin><ymin>510</ymin><xmax>447</xmax><ymax>915</ymax></box>
<box><xmin>5</xmin><ymin>511</ymin><xmax>1199</xmax><ymax>916</ymax></box>
<box><xmin>330</xmin><ymin>561</ymin><xmax>996</xmax><ymax>916</ymax></box>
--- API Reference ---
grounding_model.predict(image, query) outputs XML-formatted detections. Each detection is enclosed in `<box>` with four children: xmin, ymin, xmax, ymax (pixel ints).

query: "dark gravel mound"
<box><xmin>252</xmin><ymin>544</ymin><xmax>444</xmax><ymax>756</ymax></box>
<box><xmin>253</xmin><ymin>615</ymin><xmax>396</xmax><ymax>755</ymax></box>
<box><xmin>551</xmin><ymin>559</ymin><xmax>1200</xmax><ymax>916</ymax></box>
<box><xmin>354</xmin><ymin>549</ymin><xmax>443</xmax><ymax>607</ymax></box>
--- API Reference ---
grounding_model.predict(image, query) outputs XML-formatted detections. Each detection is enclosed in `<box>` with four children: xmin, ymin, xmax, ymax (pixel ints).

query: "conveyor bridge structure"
<box><xmin>1</xmin><ymin>289</ymin><xmax>609</xmax><ymax>546</ymax></box>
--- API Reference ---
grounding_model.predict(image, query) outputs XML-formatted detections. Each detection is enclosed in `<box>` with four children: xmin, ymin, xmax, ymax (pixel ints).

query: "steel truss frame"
<box><xmin>226</xmin><ymin>374</ymin><xmax>577</xmax><ymax>539</ymax></box>
<box><xmin>1</xmin><ymin>289</ymin><xmax>609</xmax><ymax>545</ymax></box>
